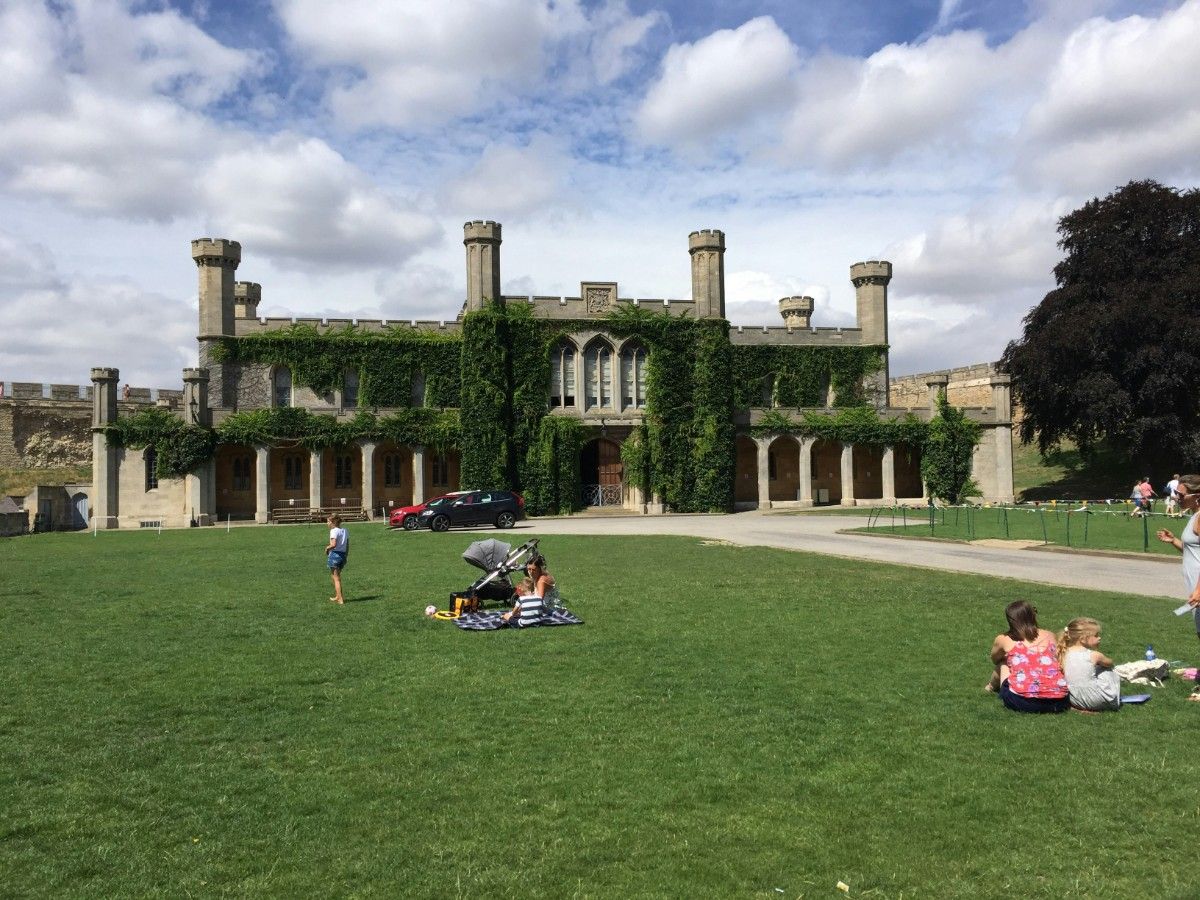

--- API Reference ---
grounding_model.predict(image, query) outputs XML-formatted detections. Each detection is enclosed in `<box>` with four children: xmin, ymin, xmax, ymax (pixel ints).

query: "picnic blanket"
<box><xmin>453</xmin><ymin>608</ymin><xmax>584</xmax><ymax>631</ymax></box>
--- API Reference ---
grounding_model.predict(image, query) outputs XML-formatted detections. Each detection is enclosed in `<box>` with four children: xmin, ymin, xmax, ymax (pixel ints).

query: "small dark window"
<box><xmin>411</xmin><ymin>372</ymin><xmax>426</xmax><ymax>407</ymax></box>
<box><xmin>343</xmin><ymin>369</ymin><xmax>359</xmax><ymax>407</ymax></box>
<box><xmin>431</xmin><ymin>454</ymin><xmax>449</xmax><ymax>487</ymax></box>
<box><xmin>284</xmin><ymin>455</ymin><xmax>304</xmax><ymax>490</ymax></box>
<box><xmin>145</xmin><ymin>448</ymin><xmax>159</xmax><ymax>490</ymax></box>
<box><xmin>334</xmin><ymin>454</ymin><xmax>354</xmax><ymax>489</ymax></box>
<box><xmin>383</xmin><ymin>453</ymin><xmax>402</xmax><ymax>487</ymax></box>
<box><xmin>232</xmin><ymin>456</ymin><xmax>252</xmax><ymax>491</ymax></box>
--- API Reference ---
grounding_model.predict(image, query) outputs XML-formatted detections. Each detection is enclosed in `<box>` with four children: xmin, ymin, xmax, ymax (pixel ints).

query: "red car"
<box><xmin>388</xmin><ymin>491</ymin><xmax>471</xmax><ymax>530</ymax></box>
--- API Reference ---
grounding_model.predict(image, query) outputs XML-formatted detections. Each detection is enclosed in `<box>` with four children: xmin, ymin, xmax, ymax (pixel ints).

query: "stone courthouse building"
<box><xmin>87</xmin><ymin>221</ymin><xmax>1015</xmax><ymax>528</ymax></box>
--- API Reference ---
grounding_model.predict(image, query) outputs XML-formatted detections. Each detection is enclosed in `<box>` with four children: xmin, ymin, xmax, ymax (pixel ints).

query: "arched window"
<box><xmin>584</xmin><ymin>341</ymin><xmax>614</xmax><ymax>410</ymax></box>
<box><xmin>620</xmin><ymin>343</ymin><xmax>647</xmax><ymax>409</ymax></box>
<box><xmin>431</xmin><ymin>453</ymin><xmax>449</xmax><ymax>487</ymax></box>
<box><xmin>145</xmin><ymin>448</ymin><xmax>158</xmax><ymax>490</ymax></box>
<box><xmin>760</xmin><ymin>375</ymin><xmax>775</xmax><ymax>408</ymax></box>
<box><xmin>284</xmin><ymin>454</ymin><xmax>304</xmax><ymax>490</ymax></box>
<box><xmin>334</xmin><ymin>454</ymin><xmax>354</xmax><ymax>489</ymax></box>
<box><xmin>383</xmin><ymin>453</ymin><xmax>403</xmax><ymax>487</ymax></box>
<box><xmin>550</xmin><ymin>343</ymin><xmax>576</xmax><ymax>408</ymax></box>
<box><xmin>342</xmin><ymin>369</ymin><xmax>359</xmax><ymax>407</ymax></box>
<box><xmin>273</xmin><ymin>368</ymin><xmax>292</xmax><ymax>408</ymax></box>
<box><xmin>411</xmin><ymin>371</ymin><xmax>426</xmax><ymax>407</ymax></box>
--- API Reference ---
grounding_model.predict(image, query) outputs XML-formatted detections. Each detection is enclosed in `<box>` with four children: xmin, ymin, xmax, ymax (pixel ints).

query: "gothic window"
<box><xmin>383</xmin><ymin>453</ymin><xmax>402</xmax><ymax>487</ymax></box>
<box><xmin>284</xmin><ymin>454</ymin><xmax>304</xmax><ymax>490</ymax></box>
<box><xmin>760</xmin><ymin>375</ymin><xmax>775</xmax><ymax>408</ymax></box>
<box><xmin>273</xmin><ymin>368</ymin><xmax>292</xmax><ymax>408</ymax></box>
<box><xmin>620</xmin><ymin>343</ymin><xmax>647</xmax><ymax>409</ymax></box>
<box><xmin>584</xmin><ymin>341</ymin><xmax>614</xmax><ymax>410</ymax></box>
<box><xmin>334</xmin><ymin>454</ymin><xmax>354</xmax><ymax>489</ymax></box>
<box><xmin>411</xmin><ymin>371</ymin><xmax>426</xmax><ymax>407</ymax></box>
<box><xmin>342</xmin><ymin>369</ymin><xmax>359</xmax><ymax>407</ymax></box>
<box><xmin>550</xmin><ymin>343</ymin><xmax>576</xmax><ymax>408</ymax></box>
<box><xmin>431</xmin><ymin>454</ymin><xmax>449</xmax><ymax>487</ymax></box>
<box><xmin>145</xmin><ymin>448</ymin><xmax>158</xmax><ymax>491</ymax></box>
<box><xmin>232</xmin><ymin>456</ymin><xmax>252</xmax><ymax>491</ymax></box>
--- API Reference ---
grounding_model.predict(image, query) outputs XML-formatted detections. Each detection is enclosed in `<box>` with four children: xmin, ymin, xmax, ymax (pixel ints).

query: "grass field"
<box><xmin>855</xmin><ymin>505</ymin><xmax>1188</xmax><ymax>556</ymax></box>
<box><xmin>4</xmin><ymin>525</ymin><xmax>1200</xmax><ymax>898</ymax></box>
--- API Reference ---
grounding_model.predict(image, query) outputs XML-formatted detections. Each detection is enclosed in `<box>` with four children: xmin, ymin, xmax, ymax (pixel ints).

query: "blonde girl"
<box><xmin>1058</xmin><ymin>618</ymin><xmax>1120</xmax><ymax>711</ymax></box>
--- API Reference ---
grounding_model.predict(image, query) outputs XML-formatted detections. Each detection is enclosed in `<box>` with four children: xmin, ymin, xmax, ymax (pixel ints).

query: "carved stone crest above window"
<box><xmin>581</xmin><ymin>282</ymin><xmax>617</xmax><ymax>316</ymax></box>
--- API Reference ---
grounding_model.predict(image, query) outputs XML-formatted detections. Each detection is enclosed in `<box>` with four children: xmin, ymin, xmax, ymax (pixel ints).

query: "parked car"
<box><xmin>388</xmin><ymin>491</ymin><xmax>470</xmax><ymax>530</ymax></box>
<box><xmin>419</xmin><ymin>490</ymin><xmax>524</xmax><ymax>531</ymax></box>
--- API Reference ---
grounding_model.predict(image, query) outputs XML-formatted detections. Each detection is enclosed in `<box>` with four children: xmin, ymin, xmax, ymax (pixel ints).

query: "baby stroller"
<box><xmin>447</xmin><ymin>537</ymin><xmax>541</xmax><ymax>615</ymax></box>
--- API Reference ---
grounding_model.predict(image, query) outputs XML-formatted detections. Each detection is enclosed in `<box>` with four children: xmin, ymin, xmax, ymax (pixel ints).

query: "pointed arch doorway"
<box><xmin>581</xmin><ymin>437</ymin><xmax>623</xmax><ymax>506</ymax></box>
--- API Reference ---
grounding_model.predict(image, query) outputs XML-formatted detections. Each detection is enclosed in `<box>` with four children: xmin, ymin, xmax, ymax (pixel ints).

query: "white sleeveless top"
<box><xmin>1182</xmin><ymin>511</ymin><xmax>1200</xmax><ymax>595</ymax></box>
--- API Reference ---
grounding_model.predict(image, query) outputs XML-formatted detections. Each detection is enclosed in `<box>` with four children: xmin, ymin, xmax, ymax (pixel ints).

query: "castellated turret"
<box><xmin>234</xmin><ymin>282</ymin><xmax>261</xmax><ymax>320</ymax></box>
<box><xmin>463</xmin><ymin>220</ymin><xmax>502</xmax><ymax>312</ymax></box>
<box><xmin>778</xmin><ymin>296</ymin><xmax>815</xmax><ymax>330</ymax></box>
<box><xmin>689</xmin><ymin>229</ymin><xmax>726</xmax><ymax>319</ymax></box>
<box><xmin>191</xmin><ymin>238</ymin><xmax>241</xmax><ymax>338</ymax></box>
<box><xmin>851</xmin><ymin>259</ymin><xmax>892</xmax><ymax>398</ymax></box>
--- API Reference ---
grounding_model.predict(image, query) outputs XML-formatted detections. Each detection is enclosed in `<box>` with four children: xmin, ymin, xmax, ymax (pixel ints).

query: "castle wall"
<box><xmin>889</xmin><ymin>363</ymin><xmax>1001</xmax><ymax>409</ymax></box>
<box><xmin>115</xmin><ymin>447</ymin><xmax>188</xmax><ymax>527</ymax></box>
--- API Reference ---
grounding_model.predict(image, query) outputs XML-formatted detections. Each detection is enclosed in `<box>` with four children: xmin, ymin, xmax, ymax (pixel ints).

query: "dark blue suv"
<box><xmin>420</xmin><ymin>490</ymin><xmax>524</xmax><ymax>531</ymax></box>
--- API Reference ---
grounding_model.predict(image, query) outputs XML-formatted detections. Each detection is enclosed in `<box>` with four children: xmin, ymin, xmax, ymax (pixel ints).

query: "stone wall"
<box><xmin>889</xmin><ymin>363</ymin><xmax>1000</xmax><ymax>409</ymax></box>
<box><xmin>0</xmin><ymin>381</ymin><xmax>182</xmax><ymax>470</ymax></box>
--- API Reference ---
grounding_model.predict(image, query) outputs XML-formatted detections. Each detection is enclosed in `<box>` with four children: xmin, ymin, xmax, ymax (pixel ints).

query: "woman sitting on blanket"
<box><xmin>501</xmin><ymin>554</ymin><xmax>556</xmax><ymax>626</ymax></box>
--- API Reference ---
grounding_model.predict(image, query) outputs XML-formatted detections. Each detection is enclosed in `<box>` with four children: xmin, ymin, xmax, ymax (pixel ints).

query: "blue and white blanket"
<box><xmin>453</xmin><ymin>608</ymin><xmax>584</xmax><ymax>631</ymax></box>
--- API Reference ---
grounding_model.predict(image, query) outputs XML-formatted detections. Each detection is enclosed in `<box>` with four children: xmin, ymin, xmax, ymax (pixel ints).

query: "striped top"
<box><xmin>514</xmin><ymin>594</ymin><xmax>544</xmax><ymax>627</ymax></box>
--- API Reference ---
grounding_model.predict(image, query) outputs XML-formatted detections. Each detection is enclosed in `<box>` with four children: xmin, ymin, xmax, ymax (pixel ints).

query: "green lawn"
<box><xmin>3</xmin><ymin>526</ymin><xmax>1200</xmax><ymax>897</ymax></box>
<box><xmin>856</xmin><ymin>504</ymin><xmax>1188</xmax><ymax>556</ymax></box>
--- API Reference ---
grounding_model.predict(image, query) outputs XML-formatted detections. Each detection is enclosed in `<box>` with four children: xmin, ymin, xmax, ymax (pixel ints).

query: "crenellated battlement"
<box><xmin>850</xmin><ymin>259</ymin><xmax>892</xmax><ymax>287</ymax></box>
<box><xmin>234</xmin><ymin>317</ymin><xmax>463</xmax><ymax>337</ymax></box>
<box><xmin>234</xmin><ymin>281</ymin><xmax>261</xmax><ymax>319</ymax></box>
<box><xmin>778</xmin><ymin>296</ymin><xmax>815</xmax><ymax>329</ymax></box>
<box><xmin>463</xmin><ymin>220</ymin><xmax>502</xmax><ymax>243</ymax></box>
<box><xmin>729</xmin><ymin>325</ymin><xmax>865</xmax><ymax>346</ymax></box>
<box><xmin>1</xmin><ymin>379</ymin><xmax>182</xmax><ymax>404</ymax></box>
<box><xmin>190</xmin><ymin>238</ymin><xmax>241</xmax><ymax>266</ymax></box>
<box><xmin>688</xmin><ymin>229</ymin><xmax>726</xmax><ymax>251</ymax></box>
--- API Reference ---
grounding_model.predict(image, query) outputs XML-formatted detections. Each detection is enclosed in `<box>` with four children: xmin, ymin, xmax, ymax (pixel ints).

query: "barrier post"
<box><xmin>1040</xmin><ymin>509</ymin><xmax>1048</xmax><ymax>544</ymax></box>
<box><xmin>1143</xmin><ymin>511</ymin><xmax>1149</xmax><ymax>552</ymax></box>
<box><xmin>1066</xmin><ymin>511</ymin><xmax>1071</xmax><ymax>546</ymax></box>
<box><xmin>1003</xmin><ymin>507</ymin><xmax>1009</xmax><ymax>538</ymax></box>
<box><xmin>1084</xmin><ymin>510</ymin><xmax>1089</xmax><ymax>544</ymax></box>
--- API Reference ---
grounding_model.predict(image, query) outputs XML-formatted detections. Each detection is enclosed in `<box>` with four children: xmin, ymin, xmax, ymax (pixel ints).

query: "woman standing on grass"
<box><xmin>987</xmin><ymin>600</ymin><xmax>1070</xmax><ymax>713</ymax></box>
<box><xmin>1156</xmin><ymin>475</ymin><xmax>1200</xmax><ymax>698</ymax></box>
<box><xmin>325</xmin><ymin>514</ymin><xmax>349</xmax><ymax>605</ymax></box>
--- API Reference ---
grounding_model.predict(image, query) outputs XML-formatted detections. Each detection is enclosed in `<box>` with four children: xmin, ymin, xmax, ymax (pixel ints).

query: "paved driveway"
<box><xmin>503</xmin><ymin>510</ymin><xmax>1184</xmax><ymax>601</ymax></box>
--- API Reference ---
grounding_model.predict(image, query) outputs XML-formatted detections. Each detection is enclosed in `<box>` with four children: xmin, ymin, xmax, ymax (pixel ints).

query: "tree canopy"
<box><xmin>1000</xmin><ymin>180</ymin><xmax>1200</xmax><ymax>470</ymax></box>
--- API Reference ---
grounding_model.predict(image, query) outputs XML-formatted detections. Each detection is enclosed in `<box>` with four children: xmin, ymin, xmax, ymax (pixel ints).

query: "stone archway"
<box><xmin>895</xmin><ymin>442</ymin><xmax>924</xmax><ymax>498</ymax></box>
<box><xmin>811</xmin><ymin>439</ymin><xmax>842</xmax><ymax>505</ymax></box>
<box><xmin>735</xmin><ymin>436</ymin><xmax>758</xmax><ymax>505</ymax></box>
<box><xmin>768</xmin><ymin>436</ymin><xmax>800</xmax><ymax>502</ymax></box>
<box><xmin>853</xmin><ymin>445</ymin><xmax>883</xmax><ymax>500</ymax></box>
<box><xmin>215</xmin><ymin>443</ymin><xmax>255</xmax><ymax>520</ymax></box>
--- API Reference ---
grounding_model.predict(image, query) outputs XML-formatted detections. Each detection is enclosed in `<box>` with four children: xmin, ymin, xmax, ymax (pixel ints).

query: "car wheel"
<box><xmin>430</xmin><ymin>514</ymin><xmax>451</xmax><ymax>532</ymax></box>
<box><xmin>402</xmin><ymin>515</ymin><xmax>419</xmax><ymax>531</ymax></box>
<box><xmin>495</xmin><ymin>511</ymin><xmax>515</xmax><ymax>529</ymax></box>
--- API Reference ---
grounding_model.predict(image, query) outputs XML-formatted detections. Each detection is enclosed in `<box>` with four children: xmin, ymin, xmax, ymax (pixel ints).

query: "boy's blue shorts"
<box><xmin>327</xmin><ymin>550</ymin><xmax>347</xmax><ymax>571</ymax></box>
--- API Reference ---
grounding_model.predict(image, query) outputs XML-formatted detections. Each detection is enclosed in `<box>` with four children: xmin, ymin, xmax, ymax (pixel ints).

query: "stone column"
<box><xmin>309</xmin><ymin>448</ymin><xmax>324</xmax><ymax>515</ymax></box>
<box><xmin>90</xmin><ymin>367</ymin><xmax>120</xmax><ymax>529</ymax></box>
<box><xmin>756</xmin><ymin>438</ymin><xmax>771</xmax><ymax>509</ymax></box>
<box><xmin>840</xmin><ymin>442</ymin><xmax>855</xmax><ymax>507</ymax></box>
<box><xmin>254</xmin><ymin>444</ymin><xmax>270</xmax><ymax>523</ymax></box>
<box><xmin>411</xmin><ymin>445</ymin><xmax>426</xmax><ymax>505</ymax></box>
<box><xmin>798</xmin><ymin>437</ymin><xmax>814</xmax><ymax>506</ymax></box>
<box><xmin>360</xmin><ymin>440</ymin><xmax>377</xmax><ymax>519</ymax></box>
<box><xmin>926</xmin><ymin>374</ymin><xmax>949</xmax><ymax>411</ymax></box>
<box><xmin>882</xmin><ymin>445</ymin><xmax>896</xmax><ymax>504</ymax></box>
<box><xmin>182</xmin><ymin>368</ymin><xmax>214</xmax><ymax>525</ymax></box>
<box><xmin>991</xmin><ymin>375</ymin><xmax>1014</xmax><ymax>504</ymax></box>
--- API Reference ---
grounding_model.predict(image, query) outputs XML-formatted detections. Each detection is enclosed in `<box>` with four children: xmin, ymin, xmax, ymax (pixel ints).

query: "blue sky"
<box><xmin>2</xmin><ymin>0</ymin><xmax>1198</xmax><ymax>389</ymax></box>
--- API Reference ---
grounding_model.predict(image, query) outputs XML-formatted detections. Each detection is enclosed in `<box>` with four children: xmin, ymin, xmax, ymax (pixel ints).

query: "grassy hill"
<box><xmin>1012</xmin><ymin>438</ymin><xmax>1141</xmax><ymax>501</ymax></box>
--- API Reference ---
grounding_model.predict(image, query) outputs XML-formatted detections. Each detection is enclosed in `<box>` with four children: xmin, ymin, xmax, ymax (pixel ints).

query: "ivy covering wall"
<box><xmin>731</xmin><ymin>345</ymin><xmax>885</xmax><ymax>408</ymax></box>
<box><xmin>211</xmin><ymin>324</ymin><xmax>461</xmax><ymax>408</ymax></box>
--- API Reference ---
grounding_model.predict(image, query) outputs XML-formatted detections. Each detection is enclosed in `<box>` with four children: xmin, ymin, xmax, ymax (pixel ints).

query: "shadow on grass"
<box><xmin>1017</xmin><ymin>440</ymin><xmax>1134</xmax><ymax>501</ymax></box>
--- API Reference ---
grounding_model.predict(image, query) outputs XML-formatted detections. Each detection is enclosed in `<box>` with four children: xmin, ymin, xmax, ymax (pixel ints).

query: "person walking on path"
<box><xmin>324</xmin><ymin>514</ymin><xmax>349</xmax><ymax>605</ymax></box>
<box><xmin>1139</xmin><ymin>475</ymin><xmax>1157</xmax><ymax>515</ymax></box>
<box><xmin>1156</xmin><ymin>475</ymin><xmax>1200</xmax><ymax>698</ymax></box>
<box><xmin>1166</xmin><ymin>474</ymin><xmax>1182</xmax><ymax>517</ymax></box>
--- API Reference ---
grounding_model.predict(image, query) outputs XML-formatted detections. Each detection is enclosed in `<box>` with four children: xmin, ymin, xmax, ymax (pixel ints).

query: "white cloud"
<box><xmin>635</xmin><ymin>17</ymin><xmax>800</xmax><ymax>145</ymax></box>
<box><xmin>441</xmin><ymin>136</ymin><xmax>570</xmax><ymax>219</ymax></box>
<box><xmin>725</xmin><ymin>270</ymin><xmax>849</xmax><ymax>327</ymax></box>
<box><xmin>0</xmin><ymin>230</ymin><xmax>194</xmax><ymax>386</ymax></box>
<box><xmin>275</xmin><ymin>0</ymin><xmax>660</xmax><ymax>129</ymax></box>
<box><xmin>0</xmin><ymin>1</ymin><xmax>439</xmax><ymax>269</ymax></box>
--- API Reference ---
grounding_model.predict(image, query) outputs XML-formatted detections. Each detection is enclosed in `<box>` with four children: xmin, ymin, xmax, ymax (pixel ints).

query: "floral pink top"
<box><xmin>1006</xmin><ymin>639</ymin><xmax>1069</xmax><ymax>699</ymax></box>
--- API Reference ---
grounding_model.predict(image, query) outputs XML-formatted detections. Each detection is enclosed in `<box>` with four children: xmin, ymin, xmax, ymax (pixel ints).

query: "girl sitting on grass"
<box><xmin>1058</xmin><ymin>617</ymin><xmax>1120</xmax><ymax>711</ymax></box>
<box><xmin>987</xmin><ymin>600</ymin><xmax>1070</xmax><ymax>713</ymax></box>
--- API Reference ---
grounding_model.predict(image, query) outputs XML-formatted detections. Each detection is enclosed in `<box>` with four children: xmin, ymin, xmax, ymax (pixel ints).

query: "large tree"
<box><xmin>1000</xmin><ymin>180</ymin><xmax>1200</xmax><ymax>470</ymax></box>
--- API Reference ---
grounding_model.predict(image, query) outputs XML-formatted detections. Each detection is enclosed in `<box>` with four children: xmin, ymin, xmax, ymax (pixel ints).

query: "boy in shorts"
<box><xmin>324</xmin><ymin>514</ymin><xmax>349</xmax><ymax>604</ymax></box>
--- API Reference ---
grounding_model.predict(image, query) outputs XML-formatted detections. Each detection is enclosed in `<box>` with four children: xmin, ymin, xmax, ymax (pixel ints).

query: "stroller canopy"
<box><xmin>462</xmin><ymin>539</ymin><xmax>513</xmax><ymax>572</ymax></box>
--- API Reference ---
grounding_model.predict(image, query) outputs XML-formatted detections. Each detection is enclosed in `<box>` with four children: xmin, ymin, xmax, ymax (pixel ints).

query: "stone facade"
<box><xmin>87</xmin><ymin>221</ymin><xmax>1016</xmax><ymax>528</ymax></box>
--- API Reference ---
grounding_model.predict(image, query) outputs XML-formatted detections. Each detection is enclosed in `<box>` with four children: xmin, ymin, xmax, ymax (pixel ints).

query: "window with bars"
<box><xmin>383</xmin><ymin>453</ymin><xmax>403</xmax><ymax>487</ymax></box>
<box><xmin>620</xmin><ymin>343</ymin><xmax>647</xmax><ymax>409</ymax></box>
<box><xmin>431</xmin><ymin>454</ymin><xmax>449</xmax><ymax>487</ymax></box>
<box><xmin>273</xmin><ymin>368</ymin><xmax>292</xmax><ymax>408</ymax></box>
<box><xmin>145</xmin><ymin>448</ymin><xmax>158</xmax><ymax>490</ymax></box>
<box><xmin>334</xmin><ymin>454</ymin><xmax>354</xmax><ymax>489</ymax></box>
<box><xmin>232</xmin><ymin>456</ymin><xmax>252</xmax><ymax>491</ymax></box>
<box><xmin>284</xmin><ymin>455</ymin><xmax>304</xmax><ymax>490</ymax></box>
<box><xmin>584</xmin><ymin>342</ymin><xmax>614</xmax><ymax>410</ymax></box>
<box><xmin>342</xmin><ymin>369</ymin><xmax>359</xmax><ymax>407</ymax></box>
<box><xmin>550</xmin><ymin>344</ymin><xmax>576</xmax><ymax>407</ymax></box>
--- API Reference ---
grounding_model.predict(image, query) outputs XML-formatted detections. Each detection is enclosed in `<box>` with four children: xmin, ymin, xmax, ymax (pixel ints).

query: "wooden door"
<box><xmin>597</xmin><ymin>439</ymin><xmax>622</xmax><ymax>486</ymax></box>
